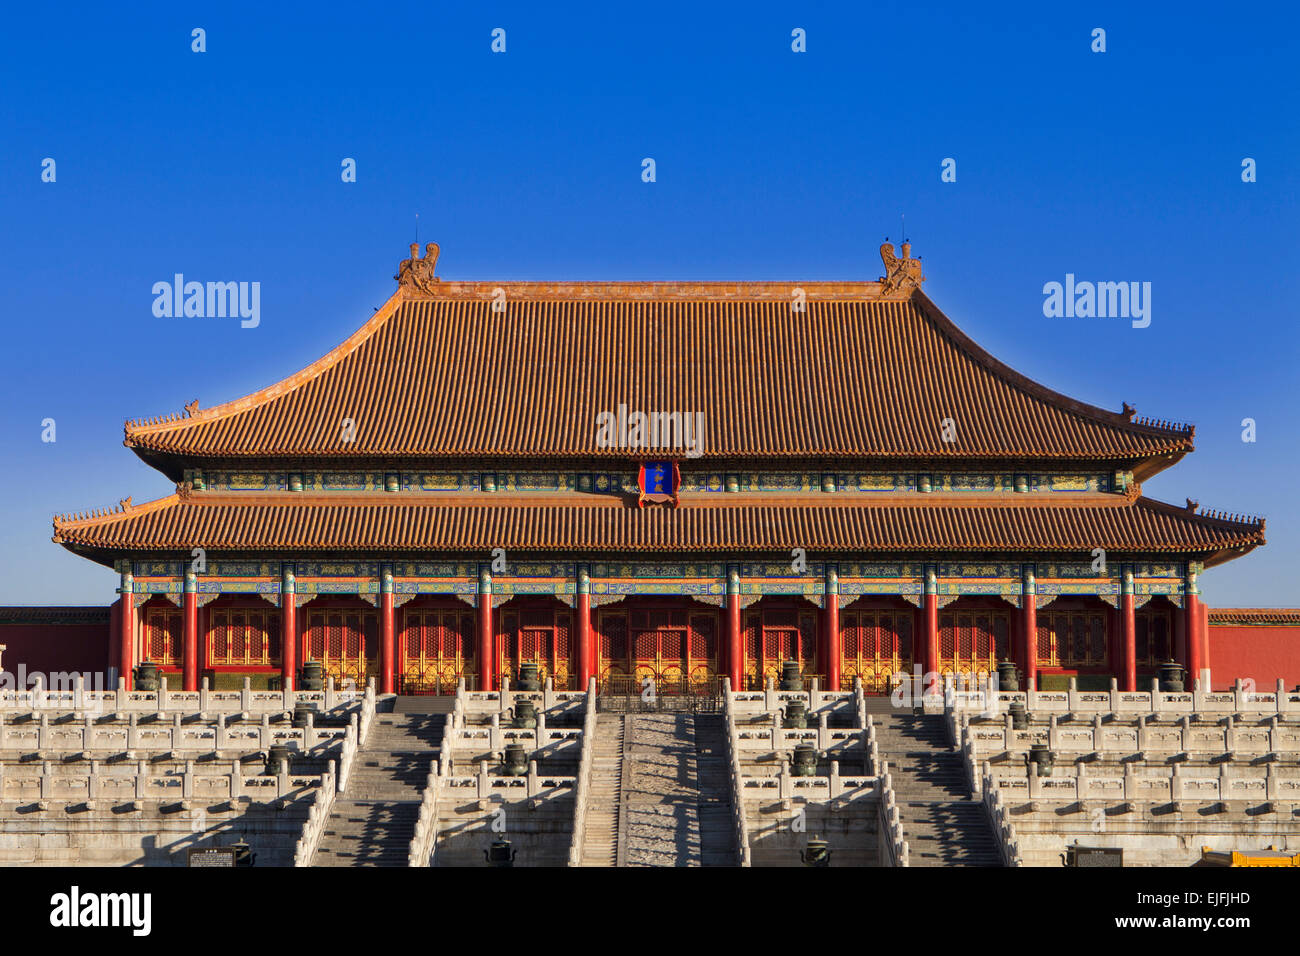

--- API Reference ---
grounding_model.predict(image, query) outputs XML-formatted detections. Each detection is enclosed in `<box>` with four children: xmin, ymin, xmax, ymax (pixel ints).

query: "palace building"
<box><xmin>48</xmin><ymin>242</ymin><xmax>1267</xmax><ymax>697</ymax></box>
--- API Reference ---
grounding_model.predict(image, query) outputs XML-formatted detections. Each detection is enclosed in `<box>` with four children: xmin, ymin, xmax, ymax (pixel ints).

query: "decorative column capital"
<box><xmin>381</xmin><ymin>564</ymin><xmax>395</xmax><ymax>594</ymax></box>
<box><xmin>1122</xmin><ymin>569</ymin><xmax>1134</xmax><ymax>595</ymax></box>
<box><xmin>118</xmin><ymin>568</ymin><xmax>134</xmax><ymax>594</ymax></box>
<box><xmin>924</xmin><ymin>568</ymin><xmax>938</xmax><ymax>594</ymax></box>
<box><xmin>478</xmin><ymin>565</ymin><xmax>493</xmax><ymax>594</ymax></box>
<box><xmin>727</xmin><ymin>567</ymin><xmax>741</xmax><ymax>594</ymax></box>
<box><xmin>1185</xmin><ymin>566</ymin><xmax>1199</xmax><ymax>596</ymax></box>
<box><xmin>282</xmin><ymin>562</ymin><xmax>296</xmax><ymax>593</ymax></box>
<box><xmin>577</xmin><ymin>565</ymin><xmax>591</xmax><ymax>595</ymax></box>
<box><xmin>184</xmin><ymin>570</ymin><xmax>198</xmax><ymax>593</ymax></box>
<box><xmin>825</xmin><ymin>563</ymin><xmax>839</xmax><ymax>593</ymax></box>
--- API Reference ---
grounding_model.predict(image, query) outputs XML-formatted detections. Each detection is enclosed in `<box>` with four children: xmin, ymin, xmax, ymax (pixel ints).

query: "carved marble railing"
<box><xmin>980</xmin><ymin>763</ymin><xmax>1023</xmax><ymax>866</ymax></box>
<box><xmin>736</xmin><ymin>762</ymin><xmax>876</xmax><ymax>803</ymax></box>
<box><xmin>293</xmin><ymin>761</ymin><xmax>338</xmax><ymax>866</ymax></box>
<box><xmin>729</xmin><ymin>685</ymin><xmax>856</xmax><ymax>718</ymax></box>
<box><xmin>954</xmin><ymin>710</ymin><xmax>1300</xmax><ymax>762</ymax></box>
<box><xmin>0</xmin><ymin>757</ymin><xmax>327</xmax><ymax>805</ymax></box>
<box><xmin>876</xmin><ymin>761</ymin><xmax>909</xmax><ymax>867</ymax></box>
<box><xmin>410</xmin><ymin>683</ymin><xmax>470</xmax><ymax>867</ymax></box>
<box><xmin>442</xmin><ymin>719</ymin><xmax>582</xmax><ymax>758</ymax></box>
<box><xmin>429</xmin><ymin>762</ymin><xmax>575</xmax><ymax>804</ymax></box>
<box><xmin>0</xmin><ymin>675</ymin><xmax>370</xmax><ymax>717</ymax></box>
<box><xmin>983</xmin><ymin>761</ymin><xmax>1300</xmax><ymax>805</ymax></box>
<box><xmin>457</xmin><ymin>680</ymin><xmax>586</xmax><ymax>721</ymax></box>
<box><xmin>730</xmin><ymin>721</ymin><xmax>870</xmax><ymax>756</ymax></box>
<box><xmin>336</xmin><ymin>714</ymin><xmax>361</xmax><ymax>791</ymax></box>
<box><xmin>294</xmin><ymin>713</ymin><xmax>364</xmax><ymax>866</ymax></box>
<box><xmin>946</xmin><ymin>677</ymin><xmax>1300</xmax><ymax>719</ymax></box>
<box><xmin>566</xmin><ymin>678</ymin><xmax>599</xmax><ymax>867</ymax></box>
<box><xmin>721</xmin><ymin>679</ymin><xmax>752</xmax><ymax>866</ymax></box>
<box><xmin>0</xmin><ymin>711</ymin><xmax>352</xmax><ymax>756</ymax></box>
<box><xmin>864</xmin><ymin>715</ymin><xmax>883</xmax><ymax>775</ymax></box>
<box><xmin>958</xmin><ymin>722</ymin><xmax>982</xmax><ymax>795</ymax></box>
<box><xmin>408</xmin><ymin>750</ymin><xmax>450</xmax><ymax>867</ymax></box>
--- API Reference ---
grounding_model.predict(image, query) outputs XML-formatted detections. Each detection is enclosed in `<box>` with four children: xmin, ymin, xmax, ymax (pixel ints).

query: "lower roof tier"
<box><xmin>52</xmin><ymin>491</ymin><xmax>1265</xmax><ymax>568</ymax></box>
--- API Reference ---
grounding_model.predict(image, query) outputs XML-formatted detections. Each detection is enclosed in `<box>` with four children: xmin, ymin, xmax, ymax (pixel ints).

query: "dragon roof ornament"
<box><xmin>878</xmin><ymin>241</ymin><xmax>925</xmax><ymax>294</ymax></box>
<box><xmin>396</xmin><ymin>242</ymin><xmax>441</xmax><ymax>293</ymax></box>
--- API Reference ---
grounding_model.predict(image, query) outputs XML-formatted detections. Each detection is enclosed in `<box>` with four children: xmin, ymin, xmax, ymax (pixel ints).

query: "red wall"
<box><xmin>0</xmin><ymin>607</ymin><xmax>111</xmax><ymax>682</ymax></box>
<box><xmin>1210</xmin><ymin>622</ymin><xmax>1300</xmax><ymax>692</ymax></box>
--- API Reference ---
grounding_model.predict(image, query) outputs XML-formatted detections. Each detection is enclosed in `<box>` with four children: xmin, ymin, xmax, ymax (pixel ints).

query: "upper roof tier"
<box><xmin>123</xmin><ymin>243</ymin><xmax>1194</xmax><ymax>478</ymax></box>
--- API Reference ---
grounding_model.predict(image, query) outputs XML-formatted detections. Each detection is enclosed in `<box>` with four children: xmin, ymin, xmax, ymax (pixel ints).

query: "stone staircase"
<box><xmin>577</xmin><ymin>714</ymin><xmax>624</xmax><ymax>866</ymax></box>
<box><xmin>312</xmin><ymin>706</ymin><xmax>446</xmax><ymax>867</ymax></box>
<box><xmin>866</xmin><ymin>699</ymin><xmax>1002</xmax><ymax>867</ymax></box>
<box><xmin>694</xmin><ymin>715</ymin><xmax>739</xmax><ymax>866</ymax></box>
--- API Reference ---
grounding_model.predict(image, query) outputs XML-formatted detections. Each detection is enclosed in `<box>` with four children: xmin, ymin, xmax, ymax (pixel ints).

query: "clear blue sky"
<box><xmin>0</xmin><ymin>2</ymin><xmax>1295</xmax><ymax>606</ymax></box>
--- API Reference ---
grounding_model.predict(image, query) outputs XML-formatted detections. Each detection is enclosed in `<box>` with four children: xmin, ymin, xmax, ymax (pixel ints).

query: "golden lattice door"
<box><xmin>938</xmin><ymin>609</ymin><xmax>1009</xmax><ymax>683</ymax></box>
<box><xmin>305</xmin><ymin>610</ymin><xmax>378</xmax><ymax>690</ymax></box>
<box><xmin>841</xmin><ymin>609</ymin><xmax>913</xmax><ymax>694</ymax></box>
<box><xmin>744</xmin><ymin>609</ymin><xmax>817</xmax><ymax>690</ymax></box>
<box><xmin>400</xmin><ymin>608</ymin><xmax>474</xmax><ymax>694</ymax></box>
<box><xmin>501</xmin><ymin>608</ymin><xmax>573</xmax><ymax>690</ymax></box>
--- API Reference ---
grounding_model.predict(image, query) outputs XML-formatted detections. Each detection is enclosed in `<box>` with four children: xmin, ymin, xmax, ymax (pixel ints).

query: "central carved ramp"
<box><xmin>621</xmin><ymin>714</ymin><xmax>737</xmax><ymax>867</ymax></box>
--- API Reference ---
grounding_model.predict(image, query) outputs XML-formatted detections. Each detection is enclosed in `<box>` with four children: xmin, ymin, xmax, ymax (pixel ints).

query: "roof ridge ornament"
<box><xmin>396</xmin><ymin>241</ymin><xmax>441</xmax><ymax>292</ymax></box>
<box><xmin>878</xmin><ymin>240</ymin><xmax>925</xmax><ymax>294</ymax></box>
<box><xmin>184</xmin><ymin>399</ymin><xmax>199</xmax><ymax>418</ymax></box>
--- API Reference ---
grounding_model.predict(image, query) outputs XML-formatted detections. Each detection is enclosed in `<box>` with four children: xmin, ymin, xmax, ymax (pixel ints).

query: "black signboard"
<box><xmin>1065</xmin><ymin>845</ymin><xmax>1124</xmax><ymax>867</ymax></box>
<box><xmin>187</xmin><ymin>847</ymin><xmax>238</xmax><ymax>867</ymax></box>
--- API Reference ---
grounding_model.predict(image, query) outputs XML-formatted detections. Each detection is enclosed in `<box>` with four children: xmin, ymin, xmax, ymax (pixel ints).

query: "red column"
<box><xmin>1200</xmin><ymin>600</ymin><xmax>1211</xmax><ymax>687</ymax></box>
<box><xmin>1021</xmin><ymin>601</ymin><xmax>1038</xmax><ymax>692</ymax></box>
<box><xmin>478</xmin><ymin>568</ymin><xmax>494</xmax><ymax>691</ymax></box>
<box><xmin>118</xmin><ymin>570</ymin><xmax>135</xmax><ymax>690</ymax></box>
<box><xmin>182</xmin><ymin>578</ymin><xmax>199</xmax><ymax>692</ymax></box>
<box><xmin>924</xmin><ymin>589</ymin><xmax>939</xmax><ymax>683</ymax></box>
<box><xmin>1186</xmin><ymin>569</ymin><xmax>1203</xmax><ymax>690</ymax></box>
<box><xmin>576</xmin><ymin>567</ymin><xmax>593</xmax><ymax>689</ymax></box>
<box><xmin>1021</xmin><ymin>570</ymin><xmax>1037</xmax><ymax>692</ymax></box>
<box><xmin>727</xmin><ymin>569</ymin><xmax>743</xmax><ymax>690</ymax></box>
<box><xmin>1121</xmin><ymin>572</ymin><xmax>1137</xmax><ymax>692</ymax></box>
<box><xmin>380</xmin><ymin>578</ymin><xmax>395</xmax><ymax>695</ymax></box>
<box><xmin>824</xmin><ymin>566</ymin><xmax>840</xmax><ymax>691</ymax></box>
<box><xmin>281</xmin><ymin>566</ymin><xmax>297</xmax><ymax>692</ymax></box>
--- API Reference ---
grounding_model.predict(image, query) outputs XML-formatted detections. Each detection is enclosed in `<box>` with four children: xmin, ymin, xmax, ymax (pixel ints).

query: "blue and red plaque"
<box><xmin>637</xmin><ymin>461</ymin><xmax>680</xmax><ymax>508</ymax></box>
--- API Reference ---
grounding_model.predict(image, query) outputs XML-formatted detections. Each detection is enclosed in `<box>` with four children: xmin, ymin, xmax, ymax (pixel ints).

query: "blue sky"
<box><xmin>0</xmin><ymin>2</ymin><xmax>1295</xmax><ymax>606</ymax></box>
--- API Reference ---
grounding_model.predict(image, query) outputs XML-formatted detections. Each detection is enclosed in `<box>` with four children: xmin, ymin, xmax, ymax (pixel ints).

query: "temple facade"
<box><xmin>51</xmin><ymin>242</ymin><xmax>1265</xmax><ymax>696</ymax></box>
